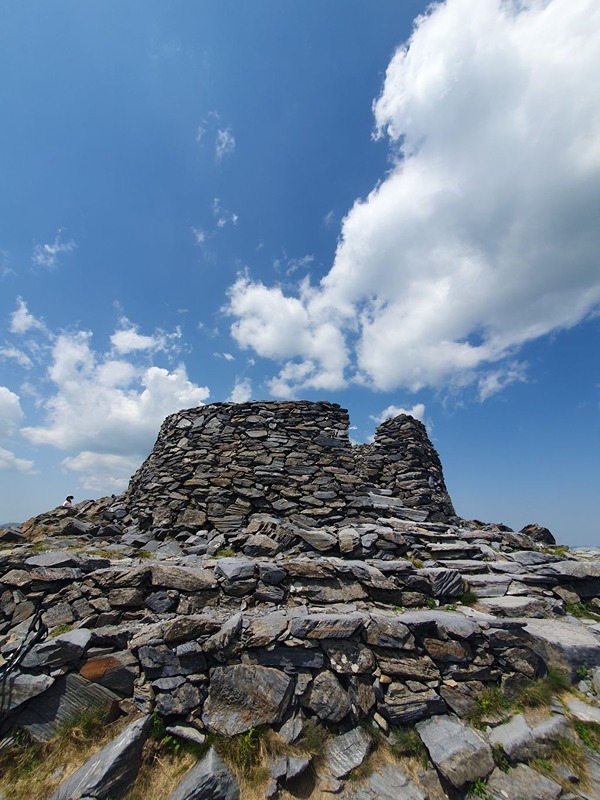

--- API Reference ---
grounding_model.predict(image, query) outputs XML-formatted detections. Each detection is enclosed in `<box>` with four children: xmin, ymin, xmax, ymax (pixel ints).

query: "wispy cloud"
<box><xmin>370</xmin><ymin>403</ymin><xmax>425</xmax><ymax>424</ymax></box>
<box><xmin>32</xmin><ymin>230</ymin><xmax>76</xmax><ymax>270</ymax></box>
<box><xmin>215</xmin><ymin>127</ymin><xmax>235</xmax><ymax>161</ymax></box>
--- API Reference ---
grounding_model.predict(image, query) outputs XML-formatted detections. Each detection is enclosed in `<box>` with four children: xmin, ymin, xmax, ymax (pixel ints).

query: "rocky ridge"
<box><xmin>1</xmin><ymin>401</ymin><xmax>600</xmax><ymax>799</ymax></box>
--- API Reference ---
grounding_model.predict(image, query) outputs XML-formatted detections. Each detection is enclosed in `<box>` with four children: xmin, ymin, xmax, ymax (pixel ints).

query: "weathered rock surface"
<box><xmin>48</xmin><ymin>715</ymin><xmax>150</xmax><ymax>800</ymax></box>
<box><xmin>167</xmin><ymin>746</ymin><xmax>239</xmax><ymax>800</ymax></box>
<box><xmin>1</xmin><ymin>401</ymin><xmax>600</xmax><ymax>800</ymax></box>
<box><xmin>416</xmin><ymin>714</ymin><xmax>495</xmax><ymax>788</ymax></box>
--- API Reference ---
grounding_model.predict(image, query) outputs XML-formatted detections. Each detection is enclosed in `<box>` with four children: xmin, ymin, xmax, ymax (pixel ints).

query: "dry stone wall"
<box><xmin>121</xmin><ymin>401</ymin><xmax>456</xmax><ymax>535</ymax></box>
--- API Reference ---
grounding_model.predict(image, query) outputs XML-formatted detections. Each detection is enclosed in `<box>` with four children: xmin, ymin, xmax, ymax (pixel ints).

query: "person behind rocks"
<box><xmin>61</xmin><ymin>495</ymin><xmax>74</xmax><ymax>509</ymax></box>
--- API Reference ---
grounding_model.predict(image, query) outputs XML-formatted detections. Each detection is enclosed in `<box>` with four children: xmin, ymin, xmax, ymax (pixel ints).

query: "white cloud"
<box><xmin>227</xmin><ymin>0</ymin><xmax>600</xmax><ymax>398</ymax></box>
<box><xmin>110</xmin><ymin>318</ymin><xmax>182</xmax><ymax>356</ymax></box>
<box><xmin>192</xmin><ymin>227</ymin><xmax>206</xmax><ymax>244</ymax></box>
<box><xmin>0</xmin><ymin>387</ymin><xmax>35</xmax><ymax>474</ymax></box>
<box><xmin>0</xmin><ymin>346</ymin><xmax>33</xmax><ymax>368</ymax></box>
<box><xmin>0</xmin><ymin>386</ymin><xmax>24</xmax><ymax>438</ymax></box>
<box><xmin>227</xmin><ymin>274</ymin><xmax>348</xmax><ymax>396</ymax></box>
<box><xmin>62</xmin><ymin>451</ymin><xmax>142</xmax><ymax>493</ymax></box>
<box><xmin>0</xmin><ymin>447</ymin><xmax>35</xmax><ymax>474</ymax></box>
<box><xmin>20</xmin><ymin>329</ymin><xmax>210</xmax><ymax>487</ymax></box>
<box><xmin>478</xmin><ymin>362</ymin><xmax>528</xmax><ymax>401</ymax></box>
<box><xmin>32</xmin><ymin>230</ymin><xmax>76</xmax><ymax>269</ymax></box>
<box><xmin>9</xmin><ymin>298</ymin><xmax>47</xmax><ymax>335</ymax></box>
<box><xmin>371</xmin><ymin>403</ymin><xmax>426</xmax><ymax>424</ymax></box>
<box><xmin>215</xmin><ymin>127</ymin><xmax>235</xmax><ymax>161</ymax></box>
<box><xmin>212</xmin><ymin>198</ymin><xmax>238</xmax><ymax>228</ymax></box>
<box><xmin>227</xmin><ymin>377</ymin><xmax>252</xmax><ymax>403</ymax></box>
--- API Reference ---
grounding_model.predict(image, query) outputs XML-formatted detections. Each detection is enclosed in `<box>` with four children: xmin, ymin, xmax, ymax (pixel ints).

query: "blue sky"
<box><xmin>1</xmin><ymin>0</ymin><xmax>598</xmax><ymax>546</ymax></box>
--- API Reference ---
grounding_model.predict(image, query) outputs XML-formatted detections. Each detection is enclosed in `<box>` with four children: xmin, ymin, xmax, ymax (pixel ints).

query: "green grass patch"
<box><xmin>466</xmin><ymin>777</ymin><xmax>492</xmax><ymax>798</ymax></box>
<box><xmin>566</xmin><ymin>602</ymin><xmax>600</xmax><ymax>622</ymax></box>
<box><xmin>517</xmin><ymin>669</ymin><xmax>570</xmax><ymax>709</ymax></box>
<box><xmin>389</xmin><ymin>725</ymin><xmax>427</xmax><ymax>762</ymax></box>
<box><xmin>460</xmin><ymin>589</ymin><xmax>478</xmax><ymax>606</ymax></box>
<box><xmin>574</xmin><ymin>721</ymin><xmax>600</xmax><ymax>751</ymax></box>
<box><xmin>214</xmin><ymin>548</ymin><xmax>236</xmax><ymax>558</ymax></box>
<box><xmin>467</xmin><ymin>686</ymin><xmax>511</xmax><ymax>728</ymax></box>
<box><xmin>50</xmin><ymin>623</ymin><xmax>74</xmax><ymax>637</ymax></box>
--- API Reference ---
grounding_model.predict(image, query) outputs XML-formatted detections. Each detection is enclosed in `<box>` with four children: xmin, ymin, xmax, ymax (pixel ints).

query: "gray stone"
<box><xmin>202</xmin><ymin>665</ymin><xmax>293</xmax><ymax>735</ymax></box>
<box><xmin>290</xmin><ymin>613</ymin><xmax>365</xmax><ymax>640</ymax></box>
<box><xmin>416</xmin><ymin>714</ymin><xmax>494</xmax><ymax>788</ymax></box>
<box><xmin>322</xmin><ymin>640</ymin><xmax>376</xmax><ymax>674</ymax></box>
<box><xmin>303</xmin><ymin>671</ymin><xmax>351</xmax><ymax>723</ymax></box>
<box><xmin>521</xmin><ymin>618</ymin><xmax>600</xmax><ymax>678</ymax></box>
<box><xmin>17</xmin><ymin>673</ymin><xmax>120</xmax><ymax>742</ymax></box>
<box><xmin>0</xmin><ymin>672</ymin><xmax>54</xmax><ymax>714</ymax></box>
<box><xmin>365</xmin><ymin>615</ymin><xmax>412</xmax><ymax>648</ymax></box>
<box><xmin>565</xmin><ymin>697</ymin><xmax>600</xmax><ymax>724</ymax></box>
<box><xmin>340</xmin><ymin>762</ymin><xmax>427</xmax><ymax>799</ymax></box>
<box><xmin>486</xmin><ymin>764</ymin><xmax>562</xmax><ymax>800</ymax></box>
<box><xmin>324</xmin><ymin>727</ymin><xmax>372</xmax><ymax>778</ymax></box>
<box><xmin>295</xmin><ymin>528</ymin><xmax>338</xmax><ymax>552</ymax></box>
<box><xmin>285</xmin><ymin>755</ymin><xmax>311</xmax><ymax>782</ymax></box>
<box><xmin>254</xmin><ymin>646</ymin><xmax>324</xmax><ymax>670</ymax></box>
<box><xmin>167</xmin><ymin>746</ymin><xmax>239</xmax><ymax>800</ymax></box>
<box><xmin>202</xmin><ymin>613</ymin><xmax>242</xmax><ymax>654</ymax></box>
<box><xmin>488</xmin><ymin>713</ymin><xmax>535</xmax><ymax>763</ymax></box>
<box><xmin>150</xmin><ymin>565</ymin><xmax>218</xmax><ymax>591</ymax></box>
<box><xmin>21</xmin><ymin>628</ymin><xmax>92</xmax><ymax>669</ymax></box>
<box><xmin>383</xmin><ymin>684</ymin><xmax>446</xmax><ymax>725</ymax></box>
<box><xmin>277</xmin><ymin>714</ymin><xmax>304</xmax><ymax>744</ymax></box>
<box><xmin>155</xmin><ymin>682</ymin><xmax>201</xmax><ymax>716</ymax></box>
<box><xmin>48</xmin><ymin>715</ymin><xmax>151</xmax><ymax>800</ymax></box>
<box><xmin>214</xmin><ymin>557</ymin><xmax>256</xmax><ymax>581</ymax></box>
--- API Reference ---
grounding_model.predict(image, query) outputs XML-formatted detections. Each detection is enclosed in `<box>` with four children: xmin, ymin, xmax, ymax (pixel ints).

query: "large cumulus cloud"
<box><xmin>228</xmin><ymin>0</ymin><xmax>600</xmax><ymax>398</ymax></box>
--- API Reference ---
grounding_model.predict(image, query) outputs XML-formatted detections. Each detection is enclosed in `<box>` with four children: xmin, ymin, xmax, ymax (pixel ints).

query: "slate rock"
<box><xmin>522</xmin><ymin>618</ymin><xmax>600</xmax><ymax>678</ymax></box>
<box><xmin>340</xmin><ymin>762</ymin><xmax>427</xmax><ymax>799</ymax></box>
<box><xmin>202</xmin><ymin>665</ymin><xmax>293</xmax><ymax>735</ymax></box>
<box><xmin>0</xmin><ymin>672</ymin><xmax>54</xmax><ymax>714</ymax></box>
<box><xmin>324</xmin><ymin>727</ymin><xmax>373</xmax><ymax>778</ymax></box>
<box><xmin>167</xmin><ymin>746</ymin><xmax>239</xmax><ymax>800</ymax></box>
<box><xmin>289</xmin><ymin>613</ymin><xmax>365</xmax><ymax>640</ymax></box>
<box><xmin>486</xmin><ymin>764</ymin><xmax>562</xmax><ymax>800</ymax></box>
<box><xmin>80</xmin><ymin>651</ymin><xmax>139</xmax><ymax>694</ymax></box>
<box><xmin>21</xmin><ymin>628</ymin><xmax>92</xmax><ymax>669</ymax></box>
<box><xmin>416</xmin><ymin>714</ymin><xmax>494</xmax><ymax>788</ymax></box>
<box><xmin>303</xmin><ymin>670</ymin><xmax>351</xmax><ymax>723</ymax></box>
<box><xmin>383</xmin><ymin>684</ymin><xmax>446</xmax><ymax>725</ymax></box>
<box><xmin>17</xmin><ymin>673</ymin><xmax>120</xmax><ymax>742</ymax></box>
<box><xmin>565</xmin><ymin>697</ymin><xmax>600</xmax><ymax>724</ymax></box>
<box><xmin>48</xmin><ymin>714</ymin><xmax>151</xmax><ymax>800</ymax></box>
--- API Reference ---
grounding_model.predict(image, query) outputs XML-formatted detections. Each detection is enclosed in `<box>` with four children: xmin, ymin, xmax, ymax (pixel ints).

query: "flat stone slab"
<box><xmin>565</xmin><ymin>697</ymin><xmax>600</xmax><ymax>724</ymax></box>
<box><xmin>520</xmin><ymin>618</ymin><xmax>600</xmax><ymax>678</ymax></box>
<box><xmin>416</xmin><ymin>714</ymin><xmax>494</xmax><ymax>788</ymax></box>
<box><xmin>48</xmin><ymin>715</ymin><xmax>150</xmax><ymax>800</ymax></box>
<box><xmin>202</xmin><ymin>665</ymin><xmax>293</xmax><ymax>736</ymax></box>
<box><xmin>17</xmin><ymin>673</ymin><xmax>120</xmax><ymax>742</ymax></box>
<box><xmin>339</xmin><ymin>762</ymin><xmax>427</xmax><ymax>799</ymax></box>
<box><xmin>485</xmin><ymin>764</ymin><xmax>562</xmax><ymax>800</ymax></box>
<box><xmin>0</xmin><ymin>672</ymin><xmax>54</xmax><ymax>714</ymax></box>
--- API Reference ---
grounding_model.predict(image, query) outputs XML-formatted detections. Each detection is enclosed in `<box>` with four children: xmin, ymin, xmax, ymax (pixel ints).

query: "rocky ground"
<box><xmin>1</xmin><ymin>402</ymin><xmax>599</xmax><ymax>799</ymax></box>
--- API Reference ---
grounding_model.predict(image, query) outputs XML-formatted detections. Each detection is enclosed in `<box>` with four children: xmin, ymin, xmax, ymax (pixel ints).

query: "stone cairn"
<box><xmin>1</xmin><ymin>401</ymin><xmax>600</xmax><ymax>800</ymax></box>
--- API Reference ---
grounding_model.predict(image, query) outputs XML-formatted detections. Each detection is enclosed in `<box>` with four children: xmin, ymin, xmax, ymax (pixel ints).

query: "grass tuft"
<box><xmin>460</xmin><ymin>589</ymin><xmax>478</xmax><ymax>606</ymax></box>
<box><xmin>467</xmin><ymin>686</ymin><xmax>511</xmax><ymax>728</ymax></box>
<box><xmin>574</xmin><ymin>721</ymin><xmax>600</xmax><ymax>751</ymax></box>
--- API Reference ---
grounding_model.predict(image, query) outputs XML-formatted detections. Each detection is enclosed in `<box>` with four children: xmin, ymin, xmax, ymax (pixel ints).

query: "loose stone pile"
<box><xmin>1</xmin><ymin>401</ymin><xmax>600</xmax><ymax>799</ymax></box>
